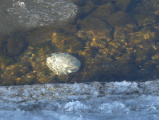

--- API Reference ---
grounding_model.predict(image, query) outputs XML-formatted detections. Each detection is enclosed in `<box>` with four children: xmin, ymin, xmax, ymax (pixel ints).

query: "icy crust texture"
<box><xmin>7</xmin><ymin>0</ymin><xmax>78</xmax><ymax>28</ymax></box>
<box><xmin>1</xmin><ymin>80</ymin><xmax>159</xmax><ymax>119</ymax></box>
<box><xmin>46</xmin><ymin>53</ymin><xmax>81</xmax><ymax>75</ymax></box>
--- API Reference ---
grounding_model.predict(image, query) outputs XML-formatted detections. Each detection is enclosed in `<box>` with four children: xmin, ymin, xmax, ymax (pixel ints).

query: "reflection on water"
<box><xmin>0</xmin><ymin>0</ymin><xmax>159</xmax><ymax>85</ymax></box>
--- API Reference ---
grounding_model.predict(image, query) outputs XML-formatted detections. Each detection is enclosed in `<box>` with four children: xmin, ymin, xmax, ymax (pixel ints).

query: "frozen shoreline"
<box><xmin>0</xmin><ymin>80</ymin><xmax>159</xmax><ymax>120</ymax></box>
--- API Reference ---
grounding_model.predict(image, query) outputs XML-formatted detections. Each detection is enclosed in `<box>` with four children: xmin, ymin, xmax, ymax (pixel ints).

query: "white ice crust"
<box><xmin>0</xmin><ymin>80</ymin><xmax>159</xmax><ymax>120</ymax></box>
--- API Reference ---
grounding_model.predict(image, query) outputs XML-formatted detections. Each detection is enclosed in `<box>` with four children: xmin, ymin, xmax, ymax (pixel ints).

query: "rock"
<box><xmin>134</xmin><ymin>14</ymin><xmax>157</xmax><ymax>27</ymax></box>
<box><xmin>107</xmin><ymin>11</ymin><xmax>135</xmax><ymax>27</ymax></box>
<box><xmin>51</xmin><ymin>32</ymin><xmax>83</xmax><ymax>53</ymax></box>
<box><xmin>0</xmin><ymin>0</ymin><xmax>78</xmax><ymax>34</ymax></box>
<box><xmin>26</xmin><ymin>28</ymin><xmax>52</xmax><ymax>46</ymax></box>
<box><xmin>0</xmin><ymin>53</ymin><xmax>13</xmax><ymax>70</ymax></box>
<box><xmin>79</xmin><ymin>17</ymin><xmax>113</xmax><ymax>44</ymax></box>
<box><xmin>0</xmin><ymin>36</ymin><xmax>6</xmax><ymax>51</ymax></box>
<box><xmin>7</xmin><ymin>38</ymin><xmax>26</xmax><ymax>56</ymax></box>
<box><xmin>132</xmin><ymin>0</ymin><xmax>158</xmax><ymax>27</ymax></box>
<box><xmin>78</xmin><ymin>0</ymin><xmax>95</xmax><ymax>15</ymax></box>
<box><xmin>89</xmin><ymin>2</ymin><xmax>117</xmax><ymax>21</ymax></box>
<box><xmin>33</xmin><ymin>43</ymin><xmax>54</xmax><ymax>57</ymax></box>
<box><xmin>91</xmin><ymin>0</ymin><xmax>110</xmax><ymax>5</ymax></box>
<box><xmin>46</xmin><ymin>53</ymin><xmax>81</xmax><ymax>75</ymax></box>
<box><xmin>115</xmin><ymin>0</ymin><xmax>132</xmax><ymax>11</ymax></box>
<box><xmin>1</xmin><ymin>62</ymin><xmax>33</xmax><ymax>85</ymax></box>
<box><xmin>7</xmin><ymin>0</ymin><xmax>78</xmax><ymax>28</ymax></box>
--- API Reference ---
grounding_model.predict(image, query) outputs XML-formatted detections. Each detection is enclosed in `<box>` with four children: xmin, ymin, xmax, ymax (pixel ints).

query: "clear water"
<box><xmin>0</xmin><ymin>0</ymin><xmax>159</xmax><ymax>84</ymax></box>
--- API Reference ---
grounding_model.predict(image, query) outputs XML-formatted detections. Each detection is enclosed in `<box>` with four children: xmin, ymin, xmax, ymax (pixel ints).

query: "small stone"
<box><xmin>46</xmin><ymin>53</ymin><xmax>81</xmax><ymax>75</ymax></box>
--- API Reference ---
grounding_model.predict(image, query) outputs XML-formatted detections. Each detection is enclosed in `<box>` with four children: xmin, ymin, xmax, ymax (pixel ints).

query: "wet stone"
<box><xmin>89</xmin><ymin>2</ymin><xmax>117</xmax><ymax>21</ymax></box>
<box><xmin>107</xmin><ymin>11</ymin><xmax>135</xmax><ymax>27</ymax></box>
<box><xmin>0</xmin><ymin>36</ymin><xmax>6</xmax><ymax>51</ymax></box>
<box><xmin>51</xmin><ymin>32</ymin><xmax>83</xmax><ymax>53</ymax></box>
<box><xmin>77</xmin><ymin>0</ymin><xmax>95</xmax><ymax>15</ymax></box>
<box><xmin>33</xmin><ymin>43</ymin><xmax>54</xmax><ymax>57</ymax></box>
<box><xmin>1</xmin><ymin>62</ymin><xmax>32</xmax><ymax>85</ymax></box>
<box><xmin>115</xmin><ymin>0</ymin><xmax>132</xmax><ymax>11</ymax></box>
<box><xmin>132</xmin><ymin>0</ymin><xmax>158</xmax><ymax>27</ymax></box>
<box><xmin>91</xmin><ymin>0</ymin><xmax>110</xmax><ymax>5</ymax></box>
<box><xmin>134</xmin><ymin>14</ymin><xmax>157</xmax><ymax>27</ymax></box>
<box><xmin>26</xmin><ymin>28</ymin><xmax>52</xmax><ymax>46</ymax></box>
<box><xmin>46</xmin><ymin>53</ymin><xmax>81</xmax><ymax>75</ymax></box>
<box><xmin>7</xmin><ymin>38</ymin><xmax>26</xmax><ymax>56</ymax></box>
<box><xmin>79</xmin><ymin>17</ymin><xmax>113</xmax><ymax>47</ymax></box>
<box><xmin>6</xmin><ymin>0</ymin><xmax>78</xmax><ymax>29</ymax></box>
<box><xmin>0</xmin><ymin>53</ymin><xmax>13</xmax><ymax>70</ymax></box>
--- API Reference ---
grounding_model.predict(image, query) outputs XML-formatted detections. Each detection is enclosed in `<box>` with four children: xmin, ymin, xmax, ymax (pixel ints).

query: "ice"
<box><xmin>63</xmin><ymin>101</ymin><xmax>90</xmax><ymax>112</ymax></box>
<box><xmin>99</xmin><ymin>101</ymin><xmax>129</xmax><ymax>114</ymax></box>
<box><xmin>0</xmin><ymin>80</ymin><xmax>159</xmax><ymax>120</ymax></box>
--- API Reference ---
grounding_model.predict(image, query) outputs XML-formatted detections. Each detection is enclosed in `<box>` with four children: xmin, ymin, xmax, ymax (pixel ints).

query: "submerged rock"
<box><xmin>89</xmin><ymin>3</ymin><xmax>117</xmax><ymax>21</ymax></box>
<box><xmin>7</xmin><ymin>0</ymin><xmax>77</xmax><ymax>28</ymax></box>
<box><xmin>0</xmin><ymin>0</ymin><xmax>78</xmax><ymax>34</ymax></box>
<box><xmin>46</xmin><ymin>53</ymin><xmax>81</xmax><ymax>75</ymax></box>
<box><xmin>0</xmin><ymin>53</ymin><xmax>13</xmax><ymax>70</ymax></box>
<box><xmin>51</xmin><ymin>32</ymin><xmax>83</xmax><ymax>53</ymax></box>
<box><xmin>7</xmin><ymin>38</ymin><xmax>26</xmax><ymax>56</ymax></box>
<box><xmin>1</xmin><ymin>62</ymin><xmax>33</xmax><ymax>85</ymax></box>
<box><xmin>107</xmin><ymin>11</ymin><xmax>135</xmax><ymax>27</ymax></box>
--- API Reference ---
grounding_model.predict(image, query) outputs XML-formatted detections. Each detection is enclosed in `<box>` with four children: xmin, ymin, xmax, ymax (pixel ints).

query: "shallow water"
<box><xmin>0</xmin><ymin>0</ymin><xmax>159</xmax><ymax>84</ymax></box>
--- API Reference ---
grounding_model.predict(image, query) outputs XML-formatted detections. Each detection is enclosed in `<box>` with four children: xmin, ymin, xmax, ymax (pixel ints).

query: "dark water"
<box><xmin>0</xmin><ymin>0</ymin><xmax>159</xmax><ymax>85</ymax></box>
